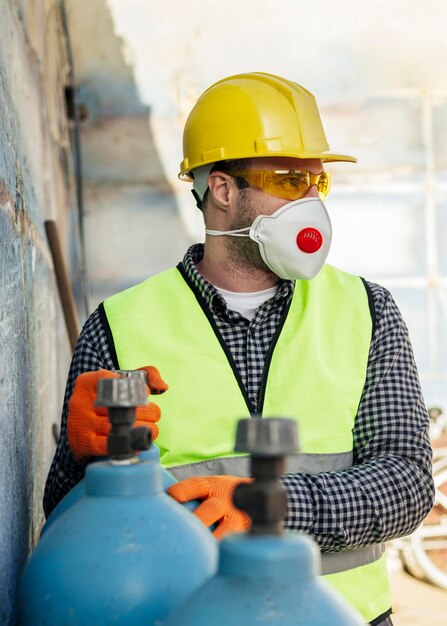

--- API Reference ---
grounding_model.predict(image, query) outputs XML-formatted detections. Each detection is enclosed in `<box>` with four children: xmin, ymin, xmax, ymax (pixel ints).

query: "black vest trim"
<box><xmin>360</xmin><ymin>277</ymin><xmax>376</xmax><ymax>339</ymax></box>
<box><xmin>176</xmin><ymin>263</ymin><xmax>256</xmax><ymax>415</ymax></box>
<box><xmin>369</xmin><ymin>608</ymin><xmax>392</xmax><ymax>626</ymax></box>
<box><xmin>98</xmin><ymin>302</ymin><xmax>120</xmax><ymax>370</ymax></box>
<box><xmin>257</xmin><ymin>295</ymin><xmax>293</xmax><ymax>415</ymax></box>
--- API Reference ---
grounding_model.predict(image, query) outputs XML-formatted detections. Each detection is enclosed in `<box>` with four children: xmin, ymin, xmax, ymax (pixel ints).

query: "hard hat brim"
<box><xmin>319</xmin><ymin>153</ymin><xmax>357</xmax><ymax>164</ymax></box>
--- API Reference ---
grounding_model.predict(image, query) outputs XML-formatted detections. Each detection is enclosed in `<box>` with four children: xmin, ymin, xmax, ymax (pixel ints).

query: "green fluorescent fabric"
<box><xmin>103</xmin><ymin>263</ymin><xmax>391</xmax><ymax>622</ymax></box>
<box><xmin>103</xmin><ymin>264</ymin><xmax>371</xmax><ymax>462</ymax></box>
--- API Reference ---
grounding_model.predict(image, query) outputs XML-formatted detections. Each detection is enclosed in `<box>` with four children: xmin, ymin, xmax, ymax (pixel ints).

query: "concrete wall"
<box><xmin>0</xmin><ymin>2</ymin><xmax>188</xmax><ymax>623</ymax></box>
<box><xmin>0</xmin><ymin>2</ymin><xmax>73</xmax><ymax>623</ymax></box>
<box><xmin>66</xmin><ymin>0</ymin><xmax>191</xmax><ymax>311</ymax></box>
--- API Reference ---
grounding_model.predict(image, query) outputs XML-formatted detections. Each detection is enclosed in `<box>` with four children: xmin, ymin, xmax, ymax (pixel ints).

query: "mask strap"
<box><xmin>191</xmin><ymin>189</ymin><xmax>203</xmax><ymax>210</ymax></box>
<box><xmin>205</xmin><ymin>226</ymin><xmax>250</xmax><ymax>237</ymax></box>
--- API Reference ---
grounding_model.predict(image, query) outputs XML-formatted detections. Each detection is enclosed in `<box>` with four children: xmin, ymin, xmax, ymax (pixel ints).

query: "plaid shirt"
<box><xmin>44</xmin><ymin>244</ymin><xmax>434</xmax><ymax>554</ymax></box>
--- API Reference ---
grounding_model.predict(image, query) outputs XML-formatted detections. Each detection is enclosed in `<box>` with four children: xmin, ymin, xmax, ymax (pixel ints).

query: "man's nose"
<box><xmin>305</xmin><ymin>185</ymin><xmax>319</xmax><ymax>198</ymax></box>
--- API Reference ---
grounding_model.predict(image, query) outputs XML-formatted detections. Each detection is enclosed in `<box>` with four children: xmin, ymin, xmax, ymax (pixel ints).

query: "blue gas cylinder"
<box><xmin>19</xmin><ymin>455</ymin><xmax>217</xmax><ymax>625</ymax></box>
<box><xmin>163</xmin><ymin>418</ymin><xmax>364</xmax><ymax>626</ymax></box>
<box><xmin>41</xmin><ymin>445</ymin><xmax>186</xmax><ymax>534</ymax></box>
<box><xmin>19</xmin><ymin>375</ymin><xmax>218</xmax><ymax>626</ymax></box>
<box><xmin>163</xmin><ymin>531</ymin><xmax>364</xmax><ymax>626</ymax></box>
<box><xmin>42</xmin><ymin>367</ymin><xmax>201</xmax><ymax>534</ymax></box>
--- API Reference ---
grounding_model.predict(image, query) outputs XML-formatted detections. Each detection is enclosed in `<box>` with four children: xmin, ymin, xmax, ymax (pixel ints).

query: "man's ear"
<box><xmin>208</xmin><ymin>171</ymin><xmax>235</xmax><ymax>210</ymax></box>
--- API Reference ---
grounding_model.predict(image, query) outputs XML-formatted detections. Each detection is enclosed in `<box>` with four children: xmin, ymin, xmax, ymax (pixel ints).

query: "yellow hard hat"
<box><xmin>179</xmin><ymin>72</ymin><xmax>356</xmax><ymax>181</ymax></box>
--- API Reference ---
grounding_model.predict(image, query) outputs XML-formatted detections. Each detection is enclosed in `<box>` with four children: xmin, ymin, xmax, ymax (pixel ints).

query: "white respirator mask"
<box><xmin>205</xmin><ymin>197</ymin><xmax>332</xmax><ymax>280</ymax></box>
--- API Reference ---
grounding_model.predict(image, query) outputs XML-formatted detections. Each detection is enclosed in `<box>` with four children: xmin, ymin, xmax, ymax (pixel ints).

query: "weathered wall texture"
<box><xmin>0</xmin><ymin>2</ymin><xmax>73</xmax><ymax>623</ymax></box>
<box><xmin>66</xmin><ymin>0</ymin><xmax>191</xmax><ymax>310</ymax></box>
<box><xmin>1</xmin><ymin>2</ymin><xmax>188</xmax><ymax>623</ymax></box>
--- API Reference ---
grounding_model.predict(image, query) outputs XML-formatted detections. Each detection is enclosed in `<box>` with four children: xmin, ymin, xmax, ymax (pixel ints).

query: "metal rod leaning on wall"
<box><xmin>45</xmin><ymin>219</ymin><xmax>80</xmax><ymax>351</ymax></box>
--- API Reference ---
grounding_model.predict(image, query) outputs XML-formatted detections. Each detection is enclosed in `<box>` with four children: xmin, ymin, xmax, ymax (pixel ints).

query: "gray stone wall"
<box><xmin>66</xmin><ymin>0</ymin><xmax>191</xmax><ymax>310</ymax></box>
<box><xmin>0</xmin><ymin>2</ymin><xmax>73</xmax><ymax>623</ymax></box>
<box><xmin>0</xmin><ymin>2</ymin><xmax>189</xmax><ymax>623</ymax></box>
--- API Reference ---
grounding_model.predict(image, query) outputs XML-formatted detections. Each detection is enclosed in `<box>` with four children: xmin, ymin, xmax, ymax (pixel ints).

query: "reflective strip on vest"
<box><xmin>168</xmin><ymin>451</ymin><xmax>383</xmax><ymax>575</ymax></box>
<box><xmin>320</xmin><ymin>544</ymin><xmax>385</xmax><ymax>576</ymax></box>
<box><xmin>168</xmin><ymin>451</ymin><xmax>354</xmax><ymax>479</ymax></box>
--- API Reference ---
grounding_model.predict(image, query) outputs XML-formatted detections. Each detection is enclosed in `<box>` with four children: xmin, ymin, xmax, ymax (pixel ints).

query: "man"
<box><xmin>44</xmin><ymin>73</ymin><xmax>434</xmax><ymax>626</ymax></box>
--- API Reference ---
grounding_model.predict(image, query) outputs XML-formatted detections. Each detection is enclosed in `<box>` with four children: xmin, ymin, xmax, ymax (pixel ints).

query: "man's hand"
<box><xmin>168</xmin><ymin>475</ymin><xmax>252</xmax><ymax>540</ymax></box>
<box><xmin>67</xmin><ymin>366</ymin><xmax>168</xmax><ymax>464</ymax></box>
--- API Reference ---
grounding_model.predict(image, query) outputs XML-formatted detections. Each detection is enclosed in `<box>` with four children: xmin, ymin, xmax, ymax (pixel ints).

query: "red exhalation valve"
<box><xmin>296</xmin><ymin>228</ymin><xmax>323</xmax><ymax>253</ymax></box>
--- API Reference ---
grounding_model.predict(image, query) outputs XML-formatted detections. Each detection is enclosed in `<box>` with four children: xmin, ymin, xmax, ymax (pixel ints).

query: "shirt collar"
<box><xmin>181</xmin><ymin>244</ymin><xmax>294</xmax><ymax>312</ymax></box>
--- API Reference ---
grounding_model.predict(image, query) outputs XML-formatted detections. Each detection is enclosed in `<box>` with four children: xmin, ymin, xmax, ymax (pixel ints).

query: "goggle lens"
<box><xmin>230</xmin><ymin>169</ymin><xmax>332</xmax><ymax>200</ymax></box>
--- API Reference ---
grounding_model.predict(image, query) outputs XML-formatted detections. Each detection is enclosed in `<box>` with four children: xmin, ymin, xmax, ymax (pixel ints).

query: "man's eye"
<box><xmin>279</xmin><ymin>176</ymin><xmax>305</xmax><ymax>189</ymax></box>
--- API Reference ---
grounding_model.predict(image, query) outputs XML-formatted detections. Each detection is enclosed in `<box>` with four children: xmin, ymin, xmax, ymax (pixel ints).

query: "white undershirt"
<box><xmin>215</xmin><ymin>285</ymin><xmax>279</xmax><ymax>321</ymax></box>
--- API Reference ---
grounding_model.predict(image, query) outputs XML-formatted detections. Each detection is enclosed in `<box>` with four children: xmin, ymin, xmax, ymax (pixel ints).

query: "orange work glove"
<box><xmin>168</xmin><ymin>475</ymin><xmax>253</xmax><ymax>540</ymax></box>
<box><xmin>67</xmin><ymin>366</ymin><xmax>168</xmax><ymax>464</ymax></box>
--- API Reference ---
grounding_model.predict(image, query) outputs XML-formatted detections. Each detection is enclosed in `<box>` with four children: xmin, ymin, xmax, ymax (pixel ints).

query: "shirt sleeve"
<box><xmin>43</xmin><ymin>308</ymin><xmax>115</xmax><ymax>517</ymax></box>
<box><xmin>282</xmin><ymin>281</ymin><xmax>435</xmax><ymax>551</ymax></box>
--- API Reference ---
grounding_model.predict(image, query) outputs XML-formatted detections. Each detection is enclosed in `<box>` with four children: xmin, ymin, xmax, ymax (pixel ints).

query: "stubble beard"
<box><xmin>223</xmin><ymin>190</ymin><xmax>272</xmax><ymax>277</ymax></box>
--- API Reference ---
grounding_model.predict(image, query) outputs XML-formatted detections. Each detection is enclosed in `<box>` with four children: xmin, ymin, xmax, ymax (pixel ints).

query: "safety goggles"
<box><xmin>229</xmin><ymin>169</ymin><xmax>332</xmax><ymax>201</ymax></box>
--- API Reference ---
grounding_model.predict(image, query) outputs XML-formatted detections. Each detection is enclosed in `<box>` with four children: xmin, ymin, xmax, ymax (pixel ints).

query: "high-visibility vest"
<box><xmin>103</xmin><ymin>263</ymin><xmax>391</xmax><ymax>623</ymax></box>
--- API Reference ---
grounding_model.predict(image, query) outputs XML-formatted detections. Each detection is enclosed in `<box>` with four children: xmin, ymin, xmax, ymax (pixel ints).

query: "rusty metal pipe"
<box><xmin>45</xmin><ymin>219</ymin><xmax>80</xmax><ymax>351</ymax></box>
